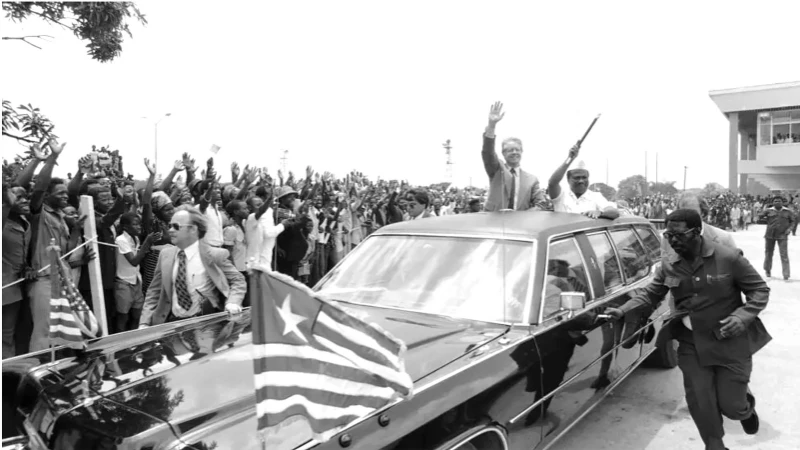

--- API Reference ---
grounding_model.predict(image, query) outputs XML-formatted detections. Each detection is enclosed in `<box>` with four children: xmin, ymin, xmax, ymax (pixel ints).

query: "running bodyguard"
<box><xmin>604</xmin><ymin>209</ymin><xmax>770</xmax><ymax>450</ymax></box>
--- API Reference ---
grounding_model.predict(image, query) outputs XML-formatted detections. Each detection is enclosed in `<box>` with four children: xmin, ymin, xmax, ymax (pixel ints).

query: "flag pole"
<box><xmin>80</xmin><ymin>195</ymin><xmax>109</xmax><ymax>336</ymax></box>
<box><xmin>48</xmin><ymin>238</ymin><xmax>60</xmax><ymax>363</ymax></box>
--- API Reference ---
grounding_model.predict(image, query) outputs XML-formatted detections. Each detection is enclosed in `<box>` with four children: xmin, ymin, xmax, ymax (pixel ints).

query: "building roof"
<box><xmin>709</xmin><ymin>81</ymin><xmax>800</xmax><ymax>115</ymax></box>
<box><xmin>372</xmin><ymin>210</ymin><xmax>652</xmax><ymax>240</ymax></box>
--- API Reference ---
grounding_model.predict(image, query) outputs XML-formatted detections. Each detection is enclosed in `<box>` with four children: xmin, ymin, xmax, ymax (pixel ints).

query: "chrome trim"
<box><xmin>372</xmin><ymin>231</ymin><xmax>537</xmax><ymax>243</ymax></box>
<box><xmin>537</xmin><ymin>237</ymin><xmax>594</xmax><ymax>325</ymax></box>
<box><xmin>443</xmin><ymin>426</ymin><xmax>509</xmax><ymax>450</ymax></box>
<box><xmin>539</xmin><ymin>344</ymin><xmax>658</xmax><ymax>450</ymax></box>
<box><xmin>521</xmin><ymin>240</ymin><xmax>537</xmax><ymax>323</ymax></box>
<box><xmin>586</xmin><ymin>230</ymin><xmax>626</xmax><ymax>295</ymax></box>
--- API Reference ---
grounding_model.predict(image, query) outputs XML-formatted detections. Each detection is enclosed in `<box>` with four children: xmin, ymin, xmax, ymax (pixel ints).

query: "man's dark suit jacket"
<box><xmin>481</xmin><ymin>135</ymin><xmax>546</xmax><ymax>212</ymax></box>
<box><xmin>619</xmin><ymin>238</ymin><xmax>770</xmax><ymax>367</ymax></box>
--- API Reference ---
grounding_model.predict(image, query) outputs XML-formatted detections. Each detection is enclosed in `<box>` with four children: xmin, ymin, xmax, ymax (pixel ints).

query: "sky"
<box><xmin>3</xmin><ymin>0</ymin><xmax>800</xmax><ymax>190</ymax></box>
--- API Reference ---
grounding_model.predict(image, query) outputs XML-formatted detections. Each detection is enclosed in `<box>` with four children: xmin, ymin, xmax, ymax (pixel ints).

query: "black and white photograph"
<box><xmin>2</xmin><ymin>1</ymin><xmax>799</xmax><ymax>449</ymax></box>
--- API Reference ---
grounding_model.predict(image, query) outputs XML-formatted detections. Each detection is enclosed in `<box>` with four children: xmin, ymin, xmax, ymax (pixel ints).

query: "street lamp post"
<box><xmin>142</xmin><ymin>113</ymin><xmax>171</xmax><ymax>172</ymax></box>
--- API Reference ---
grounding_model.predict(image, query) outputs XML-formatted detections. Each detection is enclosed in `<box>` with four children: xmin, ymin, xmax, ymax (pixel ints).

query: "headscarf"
<box><xmin>151</xmin><ymin>191</ymin><xmax>172</xmax><ymax>211</ymax></box>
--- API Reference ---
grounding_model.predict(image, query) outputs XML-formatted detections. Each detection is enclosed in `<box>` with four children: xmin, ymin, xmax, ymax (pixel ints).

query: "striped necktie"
<box><xmin>508</xmin><ymin>167</ymin><xmax>516</xmax><ymax>210</ymax></box>
<box><xmin>176</xmin><ymin>250</ymin><xmax>193</xmax><ymax>311</ymax></box>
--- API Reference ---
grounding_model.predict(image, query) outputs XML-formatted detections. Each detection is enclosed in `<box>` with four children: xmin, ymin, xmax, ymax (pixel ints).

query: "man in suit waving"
<box><xmin>481</xmin><ymin>101</ymin><xmax>547</xmax><ymax>212</ymax></box>
<box><xmin>139</xmin><ymin>205</ymin><xmax>246</xmax><ymax>328</ymax></box>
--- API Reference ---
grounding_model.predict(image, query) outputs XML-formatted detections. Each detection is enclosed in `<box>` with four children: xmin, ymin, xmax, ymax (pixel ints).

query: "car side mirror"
<box><xmin>560</xmin><ymin>292</ymin><xmax>586</xmax><ymax>318</ymax></box>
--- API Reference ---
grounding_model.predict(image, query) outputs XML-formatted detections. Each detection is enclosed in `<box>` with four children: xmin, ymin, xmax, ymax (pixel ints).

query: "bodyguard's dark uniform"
<box><xmin>619</xmin><ymin>238</ymin><xmax>770</xmax><ymax>447</ymax></box>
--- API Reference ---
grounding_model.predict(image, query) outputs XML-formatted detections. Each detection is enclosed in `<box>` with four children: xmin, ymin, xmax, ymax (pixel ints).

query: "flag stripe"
<box><xmin>257</xmin><ymin>394</ymin><xmax>373</xmax><ymax>422</ymax></box>
<box><xmin>317</xmin><ymin>311</ymin><xmax>403</xmax><ymax>370</ymax></box>
<box><xmin>252</xmin><ymin>344</ymin><xmax>410</xmax><ymax>393</ymax></box>
<box><xmin>255</xmin><ymin>373</ymin><xmax>397</xmax><ymax>407</ymax></box>
<box><xmin>325</xmin><ymin>304</ymin><xmax>406</xmax><ymax>355</ymax></box>
<box><xmin>315</xmin><ymin>335</ymin><xmax>412</xmax><ymax>395</ymax></box>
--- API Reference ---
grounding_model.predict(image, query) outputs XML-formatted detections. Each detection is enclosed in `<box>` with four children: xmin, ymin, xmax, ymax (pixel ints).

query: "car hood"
<box><xmin>23</xmin><ymin>307</ymin><xmax>508</xmax><ymax>437</ymax></box>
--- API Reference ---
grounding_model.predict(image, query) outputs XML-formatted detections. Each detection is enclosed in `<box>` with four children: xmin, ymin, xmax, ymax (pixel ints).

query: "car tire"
<box><xmin>646</xmin><ymin>338</ymin><xmax>678</xmax><ymax>369</ymax></box>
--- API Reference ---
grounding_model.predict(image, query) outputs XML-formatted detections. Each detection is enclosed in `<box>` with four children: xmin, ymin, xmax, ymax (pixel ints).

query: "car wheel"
<box><xmin>646</xmin><ymin>338</ymin><xmax>678</xmax><ymax>369</ymax></box>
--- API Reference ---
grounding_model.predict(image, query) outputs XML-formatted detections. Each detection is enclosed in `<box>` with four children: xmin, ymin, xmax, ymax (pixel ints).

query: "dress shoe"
<box><xmin>741</xmin><ymin>392</ymin><xmax>759</xmax><ymax>435</ymax></box>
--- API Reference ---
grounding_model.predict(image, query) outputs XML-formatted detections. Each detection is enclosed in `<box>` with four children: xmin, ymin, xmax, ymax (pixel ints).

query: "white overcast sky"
<box><xmin>3</xmin><ymin>0</ymin><xmax>799</xmax><ymax>190</ymax></box>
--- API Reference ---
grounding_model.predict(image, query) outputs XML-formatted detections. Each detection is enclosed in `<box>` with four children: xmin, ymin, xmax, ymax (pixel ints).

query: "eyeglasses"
<box><xmin>169</xmin><ymin>223</ymin><xmax>194</xmax><ymax>231</ymax></box>
<box><xmin>663</xmin><ymin>228</ymin><xmax>697</xmax><ymax>240</ymax></box>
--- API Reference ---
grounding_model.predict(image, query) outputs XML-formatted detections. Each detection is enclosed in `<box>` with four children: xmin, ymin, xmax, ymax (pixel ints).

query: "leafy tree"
<box><xmin>2</xmin><ymin>101</ymin><xmax>57</xmax><ymax>145</ymax></box>
<box><xmin>589</xmin><ymin>182</ymin><xmax>616</xmax><ymax>201</ymax></box>
<box><xmin>2</xmin><ymin>2</ymin><xmax>147</xmax><ymax>63</ymax></box>
<box><xmin>649</xmin><ymin>181</ymin><xmax>678</xmax><ymax>196</ymax></box>
<box><xmin>701</xmin><ymin>182</ymin><xmax>726</xmax><ymax>199</ymax></box>
<box><xmin>617</xmin><ymin>174</ymin><xmax>648</xmax><ymax>200</ymax></box>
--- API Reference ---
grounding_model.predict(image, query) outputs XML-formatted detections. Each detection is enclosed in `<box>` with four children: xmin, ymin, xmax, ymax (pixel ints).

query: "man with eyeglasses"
<box><xmin>604</xmin><ymin>209</ymin><xmax>770</xmax><ymax>450</ymax></box>
<box><xmin>139</xmin><ymin>205</ymin><xmax>246</xmax><ymax>328</ymax></box>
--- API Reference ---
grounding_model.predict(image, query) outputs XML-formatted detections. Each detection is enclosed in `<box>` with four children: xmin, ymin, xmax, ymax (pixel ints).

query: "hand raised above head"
<box><xmin>488</xmin><ymin>101</ymin><xmax>505</xmax><ymax>126</ymax></box>
<box><xmin>144</xmin><ymin>158</ymin><xmax>156</xmax><ymax>175</ymax></box>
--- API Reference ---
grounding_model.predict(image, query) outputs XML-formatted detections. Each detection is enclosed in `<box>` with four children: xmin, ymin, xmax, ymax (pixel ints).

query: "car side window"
<box><xmin>586</xmin><ymin>232</ymin><xmax>624</xmax><ymax>293</ymax></box>
<box><xmin>634</xmin><ymin>226</ymin><xmax>662</xmax><ymax>263</ymax></box>
<box><xmin>610</xmin><ymin>228</ymin><xmax>650</xmax><ymax>283</ymax></box>
<box><xmin>542</xmin><ymin>238</ymin><xmax>592</xmax><ymax>320</ymax></box>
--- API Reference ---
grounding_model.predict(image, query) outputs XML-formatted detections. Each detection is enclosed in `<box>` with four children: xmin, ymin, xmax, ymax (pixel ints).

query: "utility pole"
<box><xmin>683</xmin><ymin>166</ymin><xmax>688</xmax><ymax>191</ymax></box>
<box><xmin>280</xmin><ymin>149</ymin><xmax>289</xmax><ymax>173</ymax></box>
<box><xmin>655</xmin><ymin>152</ymin><xmax>659</xmax><ymax>185</ymax></box>
<box><xmin>442</xmin><ymin>139</ymin><xmax>453</xmax><ymax>182</ymax></box>
<box><xmin>644</xmin><ymin>151</ymin><xmax>648</xmax><ymax>196</ymax></box>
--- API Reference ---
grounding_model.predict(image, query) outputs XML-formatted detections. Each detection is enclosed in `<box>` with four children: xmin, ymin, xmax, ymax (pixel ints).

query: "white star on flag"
<box><xmin>276</xmin><ymin>294</ymin><xmax>307</xmax><ymax>343</ymax></box>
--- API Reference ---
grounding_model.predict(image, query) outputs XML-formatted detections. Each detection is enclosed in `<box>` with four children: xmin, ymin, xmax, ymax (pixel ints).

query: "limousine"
<box><xmin>2</xmin><ymin>211</ymin><xmax>675</xmax><ymax>450</ymax></box>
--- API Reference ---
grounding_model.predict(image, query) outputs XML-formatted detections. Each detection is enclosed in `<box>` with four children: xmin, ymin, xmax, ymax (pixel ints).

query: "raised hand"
<box><xmin>28</xmin><ymin>143</ymin><xmax>48</xmax><ymax>161</ymax></box>
<box><xmin>277</xmin><ymin>169</ymin><xmax>284</xmax><ymax>181</ymax></box>
<box><xmin>488</xmin><ymin>101</ymin><xmax>505</xmax><ymax>127</ymax></box>
<box><xmin>306</xmin><ymin>165</ymin><xmax>314</xmax><ymax>180</ymax></box>
<box><xmin>78</xmin><ymin>156</ymin><xmax>94</xmax><ymax>174</ymax></box>
<box><xmin>173</xmin><ymin>159</ymin><xmax>185</xmax><ymax>171</ymax></box>
<box><xmin>568</xmin><ymin>140</ymin><xmax>581</xmax><ymax>160</ymax></box>
<box><xmin>47</xmin><ymin>137</ymin><xmax>67</xmax><ymax>155</ymax></box>
<box><xmin>231</xmin><ymin>162</ymin><xmax>240</xmax><ymax>181</ymax></box>
<box><xmin>144</xmin><ymin>158</ymin><xmax>156</xmax><ymax>176</ymax></box>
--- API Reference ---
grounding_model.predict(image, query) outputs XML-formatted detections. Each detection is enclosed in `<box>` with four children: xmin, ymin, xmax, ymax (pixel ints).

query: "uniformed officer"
<box><xmin>604</xmin><ymin>209</ymin><xmax>771</xmax><ymax>450</ymax></box>
<box><xmin>763</xmin><ymin>195</ymin><xmax>795</xmax><ymax>280</ymax></box>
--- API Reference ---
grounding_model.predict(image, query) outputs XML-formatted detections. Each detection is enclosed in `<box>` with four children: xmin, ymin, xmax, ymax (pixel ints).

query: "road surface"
<box><xmin>552</xmin><ymin>224</ymin><xmax>800</xmax><ymax>450</ymax></box>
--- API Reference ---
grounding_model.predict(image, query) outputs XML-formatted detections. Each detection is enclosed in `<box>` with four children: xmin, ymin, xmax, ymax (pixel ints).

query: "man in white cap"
<box><xmin>548</xmin><ymin>145</ymin><xmax>619</xmax><ymax>219</ymax></box>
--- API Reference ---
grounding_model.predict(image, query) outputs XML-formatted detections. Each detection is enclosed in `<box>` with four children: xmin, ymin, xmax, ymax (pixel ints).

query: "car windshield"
<box><xmin>315</xmin><ymin>234</ymin><xmax>534</xmax><ymax>323</ymax></box>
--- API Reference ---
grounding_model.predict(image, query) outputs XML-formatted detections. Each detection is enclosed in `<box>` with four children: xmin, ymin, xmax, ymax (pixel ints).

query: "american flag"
<box><xmin>249</xmin><ymin>269</ymin><xmax>413</xmax><ymax>444</ymax></box>
<box><xmin>49</xmin><ymin>257</ymin><xmax>100</xmax><ymax>349</ymax></box>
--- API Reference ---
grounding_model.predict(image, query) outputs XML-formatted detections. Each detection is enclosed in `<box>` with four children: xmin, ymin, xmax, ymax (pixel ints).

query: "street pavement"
<box><xmin>552</xmin><ymin>224</ymin><xmax>800</xmax><ymax>450</ymax></box>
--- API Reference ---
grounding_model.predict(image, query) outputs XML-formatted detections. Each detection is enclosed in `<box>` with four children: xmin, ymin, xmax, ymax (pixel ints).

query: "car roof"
<box><xmin>372</xmin><ymin>211</ymin><xmax>653</xmax><ymax>240</ymax></box>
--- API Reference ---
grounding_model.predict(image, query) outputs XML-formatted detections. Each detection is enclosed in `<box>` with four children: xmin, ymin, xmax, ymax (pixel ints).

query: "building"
<box><xmin>709</xmin><ymin>81</ymin><xmax>800</xmax><ymax>194</ymax></box>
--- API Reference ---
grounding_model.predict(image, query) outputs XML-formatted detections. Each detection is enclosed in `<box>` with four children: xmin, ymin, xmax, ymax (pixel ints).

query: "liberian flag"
<box><xmin>249</xmin><ymin>269</ymin><xmax>413</xmax><ymax>444</ymax></box>
<box><xmin>49</xmin><ymin>257</ymin><xmax>100</xmax><ymax>349</ymax></box>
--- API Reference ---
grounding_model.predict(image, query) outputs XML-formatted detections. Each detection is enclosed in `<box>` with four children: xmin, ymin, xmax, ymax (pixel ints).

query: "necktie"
<box><xmin>508</xmin><ymin>167</ymin><xmax>517</xmax><ymax>210</ymax></box>
<box><xmin>176</xmin><ymin>250</ymin><xmax>193</xmax><ymax>311</ymax></box>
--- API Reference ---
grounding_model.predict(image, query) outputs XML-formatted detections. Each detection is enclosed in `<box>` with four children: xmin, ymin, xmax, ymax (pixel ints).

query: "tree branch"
<box><xmin>2</xmin><ymin>35</ymin><xmax>53</xmax><ymax>50</ymax></box>
<box><xmin>2</xmin><ymin>131</ymin><xmax>38</xmax><ymax>144</ymax></box>
<box><xmin>28</xmin><ymin>9</ymin><xmax>75</xmax><ymax>31</ymax></box>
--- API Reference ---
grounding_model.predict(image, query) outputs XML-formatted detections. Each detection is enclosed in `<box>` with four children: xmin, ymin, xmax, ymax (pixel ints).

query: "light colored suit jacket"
<box><xmin>481</xmin><ymin>135</ymin><xmax>546</xmax><ymax>212</ymax></box>
<box><xmin>140</xmin><ymin>242</ymin><xmax>246</xmax><ymax>326</ymax></box>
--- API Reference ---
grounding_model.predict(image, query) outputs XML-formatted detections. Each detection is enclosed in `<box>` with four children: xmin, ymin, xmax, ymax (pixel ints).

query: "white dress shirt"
<box><xmin>172</xmin><ymin>241</ymin><xmax>215</xmax><ymax>317</ymax></box>
<box><xmin>552</xmin><ymin>188</ymin><xmax>614</xmax><ymax>214</ymax></box>
<box><xmin>202</xmin><ymin>205</ymin><xmax>224</xmax><ymax>247</ymax></box>
<box><xmin>245</xmin><ymin>209</ymin><xmax>285</xmax><ymax>271</ymax></box>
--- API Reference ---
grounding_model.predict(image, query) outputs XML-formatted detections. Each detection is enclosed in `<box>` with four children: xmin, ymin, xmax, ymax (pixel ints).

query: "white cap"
<box><xmin>568</xmin><ymin>160</ymin><xmax>589</xmax><ymax>174</ymax></box>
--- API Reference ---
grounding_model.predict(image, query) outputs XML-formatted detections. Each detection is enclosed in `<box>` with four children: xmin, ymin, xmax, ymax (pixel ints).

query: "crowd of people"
<box><xmin>2</xmin><ymin>109</ymin><xmax>797</xmax><ymax>360</ymax></box>
<box><xmin>1</xmin><ymin>137</ymin><xmax>497</xmax><ymax>358</ymax></box>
